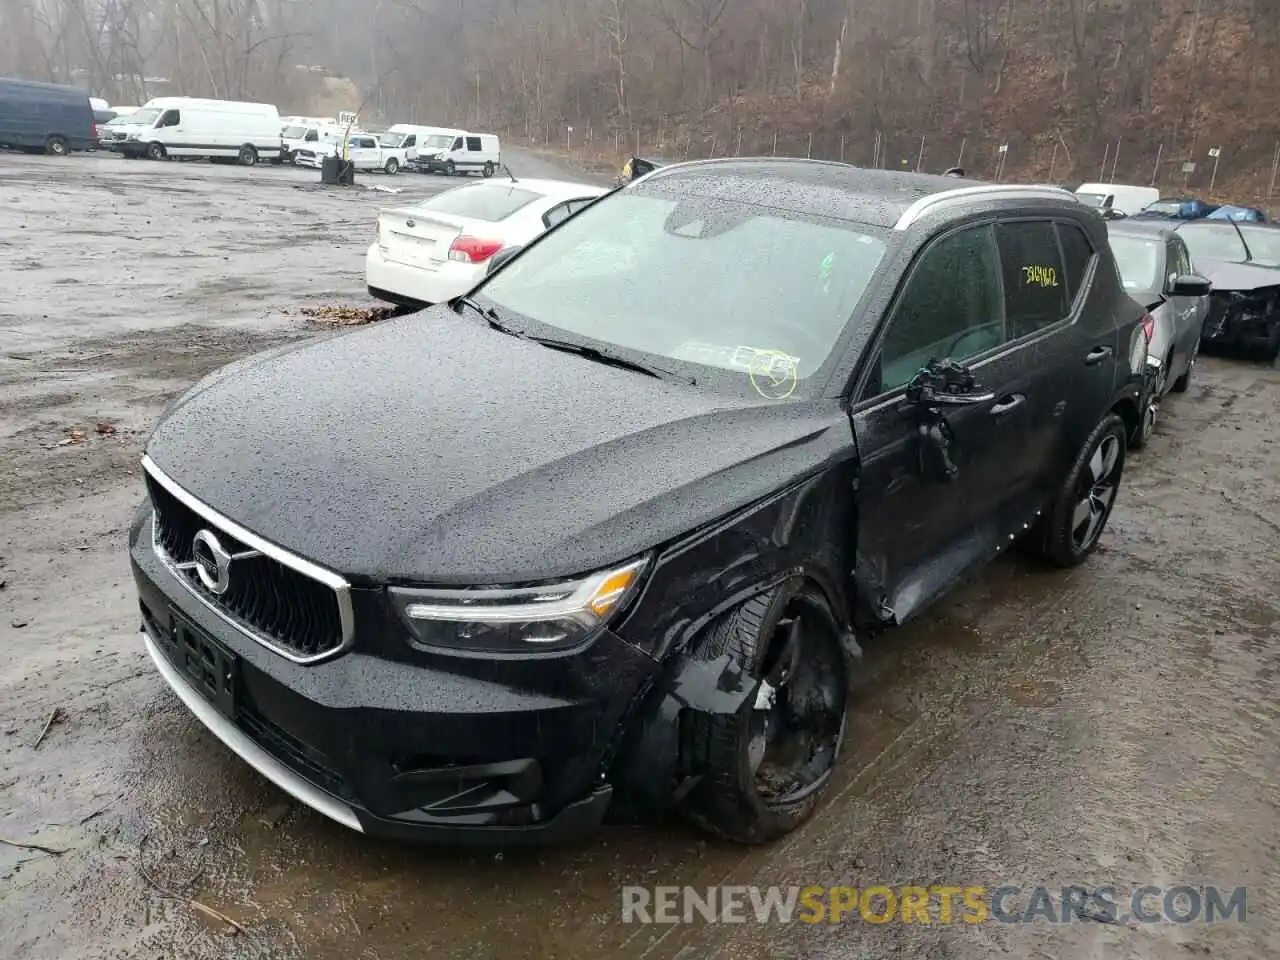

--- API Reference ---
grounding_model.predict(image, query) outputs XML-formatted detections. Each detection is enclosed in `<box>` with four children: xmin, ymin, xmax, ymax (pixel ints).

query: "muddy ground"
<box><xmin>2</xmin><ymin>151</ymin><xmax>1278</xmax><ymax>960</ymax></box>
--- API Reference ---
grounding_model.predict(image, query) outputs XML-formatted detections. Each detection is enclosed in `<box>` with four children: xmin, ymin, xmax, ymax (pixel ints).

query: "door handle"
<box><xmin>1084</xmin><ymin>346</ymin><xmax>1114</xmax><ymax>365</ymax></box>
<box><xmin>989</xmin><ymin>393</ymin><xmax>1025</xmax><ymax>416</ymax></box>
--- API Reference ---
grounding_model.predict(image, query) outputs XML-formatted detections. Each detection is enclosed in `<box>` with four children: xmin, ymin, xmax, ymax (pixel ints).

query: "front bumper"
<box><xmin>365</xmin><ymin>242</ymin><xmax>483</xmax><ymax>305</ymax></box>
<box><xmin>130</xmin><ymin>509</ymin><xmax>657</xmax><ymax>844</ymax></box>
<box><xmin>413</xmin><ymin>156</ymin><xmax>450</xmax><ymax>173</ymax></box>
<box><xmin>1202</xmin><ymin>294</ymin><xmax>1280</xmax><ymax>351</ymax></box>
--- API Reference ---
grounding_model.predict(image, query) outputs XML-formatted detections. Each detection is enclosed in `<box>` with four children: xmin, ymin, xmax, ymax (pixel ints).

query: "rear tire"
<box><xmin>483</xmin><ymin>161</ymin><xmax>495</xmax><ymax>178</ymax></box>
<box><xmin>45</xmin><ymin>135</ymin><xmax>69</xmax><ymax>156</ymax></box>
<box><xmin>146</xmin><ymin>142</ymin><xmax>167</xmax><ymax>161</ymax></box>
<box><xmin>384</xmin><ymin>157</ymin><xmax>399</xmax><ymax>174</ymax></box>
<box><xmin>238</xmin><ymin>144</ymin><xmax>257</xmax><ymax>166</ymax></box>
<box><xmin>679</xmin><ymin>583</ymin><xmax>847</xmax><ymax>844</ymax></box>
<box><xmin>1033</xmin><ymin>413</ymin><xmax>1127</xmax><ymax>568</ymax></box>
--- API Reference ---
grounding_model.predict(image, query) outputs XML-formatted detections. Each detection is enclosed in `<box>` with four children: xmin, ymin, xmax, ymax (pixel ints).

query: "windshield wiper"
<box><xmin>455</xmin><ymin>296</ymin><xmax>525</xmax><ymax>339</ymax></box>
<box><xmin>528</xmin><ymin>336</ymin><xmax>695</xmax><ymax>385</ymax></box>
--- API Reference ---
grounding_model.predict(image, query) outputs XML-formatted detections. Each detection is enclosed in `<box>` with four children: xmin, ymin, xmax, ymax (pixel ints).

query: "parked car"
<box><xmin>1105</xmin><ymin>220</ymin><xmax>1212</xmax><ymax>446</ymax></box>
<box><xmin>0</xmin><ymin>77</ymin><xmax>95</xmax><ymax>155</ymax></box>
<box><xmin>131</xmin><ymin>160</ymin><xmax>1145</xmax><ymax>846</ymax></box>
<box><xmin>366</xmin><ymin>177</ymin><xmax>608</xmax><ymax>305</ymax></box>
<box><xmin>411</xmin><ymin>130</ymin><xmax>501</xmax><ymax>176</ymax></box>
<box><xmin>1134</xmin><ymin>196</ymin><xmax>1219</xmax><ymax>220</ymax></box>
<box><xmin>110</xmin><ymin>97</ymin><xmax>282</xmax><ymax>164</ymax></box>
<box><xmin>1075</xmin><ymin>183</ymin><xmax>1159</xmax><ymax>217</ymax></box>
<box><xmin>293</xmin><ymin>132</ymin><xmax>407</xmax><ymax>173</ymax></box>
<box><xmin>1173</xmin><ymin>219</ymin><xmax>1280</xmax><ymax>358</ymax></box>
<box><xmin>1206</xmin><ymin>205</ymin><xmax>1268</xmax><ymax>223</ymax></box>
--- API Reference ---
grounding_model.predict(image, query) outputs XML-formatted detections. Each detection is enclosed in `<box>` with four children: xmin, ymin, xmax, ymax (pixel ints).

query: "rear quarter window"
<box><xmin>1056</xmin><ymin>222</ymin><xmax>1095</xmax><ymax>307</ymax></box>
<box><xmin>419</xmin><ymin>185</ymin><xmax>543</xmax><ymax>222</ymax></box>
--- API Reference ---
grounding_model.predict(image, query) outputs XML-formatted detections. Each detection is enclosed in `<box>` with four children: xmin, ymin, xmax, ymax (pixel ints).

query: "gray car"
<box><xmin>1106</xmin><ymin>221</ymin><xmax>1212</xmax><ymax>447</ymax></box>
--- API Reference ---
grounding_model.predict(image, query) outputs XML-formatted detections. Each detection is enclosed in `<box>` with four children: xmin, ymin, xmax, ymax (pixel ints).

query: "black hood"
<box><xmin>1196</xmin><ymin>258</ymin><xmax>1280</xmax><ymax>292</ymax></box>
<box><xmin>146</xmin><ymin>308</ymin><xmax>852</xmax><ymax>584</ymax></box>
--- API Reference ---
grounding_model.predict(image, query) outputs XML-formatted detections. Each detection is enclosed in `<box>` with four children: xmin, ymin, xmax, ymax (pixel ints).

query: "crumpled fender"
<box><xmin>610</xmin><ymin>576</ymin><xmax>862</xmax><ymax>814</ymax></box>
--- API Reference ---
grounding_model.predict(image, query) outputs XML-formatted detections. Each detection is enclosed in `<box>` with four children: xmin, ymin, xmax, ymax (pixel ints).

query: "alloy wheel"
<box><xmin>1071</xmin><ymin>434</ymin><xmax>1121</xmax><ymax>552</ymax></box>
<box><xmin>747</xmin><ymin>598</ymin><xmax>846</xmax><ymax>807</ymax></box>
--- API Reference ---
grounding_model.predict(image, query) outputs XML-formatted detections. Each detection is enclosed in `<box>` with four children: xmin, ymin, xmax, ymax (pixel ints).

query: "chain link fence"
<box><xmin>511</xmin><ymin>120</ymin><xmax>1280</xmax><ymax>212</ymax></box>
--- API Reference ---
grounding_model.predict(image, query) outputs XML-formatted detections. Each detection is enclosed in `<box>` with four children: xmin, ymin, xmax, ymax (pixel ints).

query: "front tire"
<box><xmin>679</xmin><ymin>583</ymin><xmax>847</xmax><ymax>844</ymax></box>
<box><xmin>146</xmin><ymin>142</ymin><xmax>167</xmax><ymax>161</ymax></box>
<box><xmin>1034</xmin><ymin>413</ymin><xmax>1127</xmax><ymax>568</ymax></box>
<box><xmin>444</xmin><ymin>159</ymin><xmax>456</xmax><ymax>176</ymax></box>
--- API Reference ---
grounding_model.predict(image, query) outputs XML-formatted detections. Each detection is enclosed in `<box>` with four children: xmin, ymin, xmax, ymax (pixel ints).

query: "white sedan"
<box><xmin>366</xmin><ymin>177</ymin><xmax>609</xmax><ymax>306</ymax></box>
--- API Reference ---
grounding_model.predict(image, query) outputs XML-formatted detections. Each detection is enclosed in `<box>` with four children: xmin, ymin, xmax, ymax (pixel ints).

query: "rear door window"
<box><xmin>421</xmin><ymin>185</ymin><xmax>543</xmax><ymax>222</ymax></box>
<box><xmin>994</xmin><ymin>221</ymin><xmax>1069</xmax><ymax>339</ymax></box>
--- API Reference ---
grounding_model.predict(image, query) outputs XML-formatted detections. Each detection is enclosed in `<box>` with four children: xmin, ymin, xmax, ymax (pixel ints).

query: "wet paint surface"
<box><xmin>2</xmin><ymin>153</ymin><xmax>1279</xmax><ymax>959</ymax></box>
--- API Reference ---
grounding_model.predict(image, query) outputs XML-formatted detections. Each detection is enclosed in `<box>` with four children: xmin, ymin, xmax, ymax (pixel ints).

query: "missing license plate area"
<box><xmin>168</xmin><ymin>609</ymin><xmax>238</xmax><ymax>719</ymax></box>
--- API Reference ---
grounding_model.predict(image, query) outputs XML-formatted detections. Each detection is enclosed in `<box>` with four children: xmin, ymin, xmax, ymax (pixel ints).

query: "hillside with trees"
<box><xmin>4</xmin><ymin>0</ymin><xmax>1279</xmax><ymax>199</ymax></box>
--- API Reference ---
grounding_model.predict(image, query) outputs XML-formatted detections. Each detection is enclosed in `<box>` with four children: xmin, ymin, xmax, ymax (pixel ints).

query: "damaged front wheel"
<box><xmin>680</xmin><ymin>584</ymin><xmax>848</xmax><ymax>844</ymax></box>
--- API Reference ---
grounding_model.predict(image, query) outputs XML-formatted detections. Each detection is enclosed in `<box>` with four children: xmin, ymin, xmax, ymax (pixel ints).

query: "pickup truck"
<box><xmin>293</xmin><ymin>133</ymin><xmax>408</xmax><ymax>174</ymax></box>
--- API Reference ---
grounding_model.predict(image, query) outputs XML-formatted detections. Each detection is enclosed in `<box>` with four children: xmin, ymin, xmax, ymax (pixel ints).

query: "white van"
<box><xmin>112</xmin><ymin>97</ymin><xmax>282</xmax><ymax>164</ymax></box>
<box><xmin>281</xmin><ymin>120</ymin><xmax>350</xmax><ymax>164</ymax></box>
<box><xmin>1075</xmin><ymin>183</ymin><xmax>1159</xmax><ymax>217</ymax></box>
<box><xmin>412</xmin><ymin>130</ymin><xmax>502</xmax><ymax>177</ymax></box>
<box><xmin>385</xmin><ymin>124</ymin><xmax>455</xmax><ymax>162</ymax></box>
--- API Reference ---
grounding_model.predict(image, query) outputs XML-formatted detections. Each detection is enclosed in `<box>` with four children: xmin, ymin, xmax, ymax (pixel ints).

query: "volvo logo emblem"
<box><xmin>192</xmin><ymin>529</ymin><xmax>233</xmax><ymax>596</ymax></box>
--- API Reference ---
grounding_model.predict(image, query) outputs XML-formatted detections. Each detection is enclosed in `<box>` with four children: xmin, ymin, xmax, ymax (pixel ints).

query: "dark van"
<box><xmin>0</xmin><ymin>78</ymin><xmax>95</xmax><ymax>155</ymax></box>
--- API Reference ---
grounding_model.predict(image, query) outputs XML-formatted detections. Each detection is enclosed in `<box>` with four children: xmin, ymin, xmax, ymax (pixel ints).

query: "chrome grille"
<box><xmin>143</xmin><ymin>457</ymin><xmax>353</xmax><ymax>663</ymax></box>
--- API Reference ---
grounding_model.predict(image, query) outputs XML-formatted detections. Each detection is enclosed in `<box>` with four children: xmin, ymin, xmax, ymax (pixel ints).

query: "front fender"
<box><xmin>608</xmin><ymin>466</ymin><xmax>859</xmax><ymax>812</ymax></box>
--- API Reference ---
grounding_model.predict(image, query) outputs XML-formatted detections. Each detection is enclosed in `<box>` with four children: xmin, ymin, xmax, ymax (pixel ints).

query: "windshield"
<box><xmin>282</xmin><ymin>125</ymin><xmax>308</xmax><ymax>139</ymax></box>
<box><xmin>1238</xmin><ymin>227</ymin><xmax>1280</xmax><ymax>266</ymax></box>
<box><xmin>1076</xmin><ymin>192</ymin><xmax>1108</xmax><ymax>208</ymax></box>
<box><xmin>417</xmin><ymin>184</ymin><xmax>543</xmax><ymax>221</ymax></box>
<box><xmin>129</xmin><ymin>107</ymin><xmax>161</xmax><ymax>126</ymax></box>
<box><xmin>422</xmin><ymin>134</ymin><xmax>454</xmax><ymax>149</ymax></box>
<box><xmin>1178</xmin><ymin>223</ymin><xmax>1249</xmax><ymax>263</ymax></box>
<box><xmin>1108</xmin><ymin>235</ymin><xmax>1162</xmax><ymax>292</ymax></box>
<box><xmin>477</xmin><ymin>190</ymin><xmax>888</xmax><ymax>395</ymax></box>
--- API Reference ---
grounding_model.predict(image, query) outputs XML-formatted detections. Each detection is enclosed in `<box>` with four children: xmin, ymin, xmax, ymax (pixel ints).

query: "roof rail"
<box><xmin>894</xmin><ymin>184</ymin><xmax>1078</xmax><ymax>231</ymax></box>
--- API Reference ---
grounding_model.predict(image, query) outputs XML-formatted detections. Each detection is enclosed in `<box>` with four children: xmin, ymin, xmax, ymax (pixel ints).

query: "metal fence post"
<box><xmin>1151</xmin><ymin>143</ymin><xmax>1163</xmax><ymax>186</ymax></box>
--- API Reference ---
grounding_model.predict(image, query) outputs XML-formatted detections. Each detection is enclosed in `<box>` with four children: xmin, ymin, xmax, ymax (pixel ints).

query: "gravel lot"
<box><xmin>1</xmin><ymin>150</ymin><xmax>1278</xmax><ymax>960</ymax></box>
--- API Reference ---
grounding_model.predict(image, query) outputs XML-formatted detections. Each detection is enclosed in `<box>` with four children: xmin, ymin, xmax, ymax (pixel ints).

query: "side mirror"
<box><xmin>1169</xmin><ymin>274</ymin><xmax>1211</xmax><ymax>297</ymax></box>
<box><xmin>486</xmin><ymin>245</ymin><xmax>523</xmax><ymax>276</ymax></box>
<box><xmin>904</xmin><ymin>359</ymin><xmax>995</xmax><ymax>409</ymax></box>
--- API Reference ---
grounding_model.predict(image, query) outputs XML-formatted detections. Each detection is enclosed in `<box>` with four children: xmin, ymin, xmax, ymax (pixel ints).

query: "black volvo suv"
<box><xmin>131</xmin><ymin>159</ymin><xmax>1146</xmax><ymax>845</ymax></box>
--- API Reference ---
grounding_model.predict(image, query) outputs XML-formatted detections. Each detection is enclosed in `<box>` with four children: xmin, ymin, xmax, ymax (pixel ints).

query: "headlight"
<box><xmin>389</xmin><ymin>557</ymin><xmax>647</xmax><ymax>654</ymax></box>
